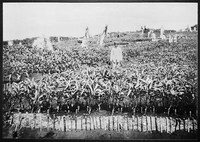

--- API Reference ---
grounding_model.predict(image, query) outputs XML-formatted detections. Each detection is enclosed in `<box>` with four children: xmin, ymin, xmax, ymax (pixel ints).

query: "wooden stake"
<box><xmin>85</xmin><ymin>116</ymin><xmax>87</xmax><ymax>131</ymax></box>
<box><xmin>155</xmin><ymin>116</ymin><xmax>158</xmax><ymax>132</ymax></box>
<box><xmin>108</xmin><ymin>116</ymin><xmax>110</xmax><ymax>131</ymax></box>
<box><xmin>81</xmin><ymin>116</ymin><xmax>82</xmax><ymax>130</ymax></box>
<box><xmin>94</xmin><ymin>116</ymin><xmax>97</xmax><ymax>130</ymax></box>
<box><xmin>117</xmin><ymin>115</ymin><xmax>119</xmax><ymax>131</ymax></box>
<box><xmin>58</xmin><ymin>116</ymin><xmax>60</xmax><ymax>131</ymax></box>
<box><xmin>175</xmin><ymin>118</ymin><xmax>177</xmax><ymax>131</ymax></box>
<box><xmin>75</xmin><ymin>116</ymin><xmax>77</xmax><ymax>131</ymax></box>
<box><xmin>121</xmin><ymin>115</ymin><xmax>124</xmax><ymax>131</ymax></box>
<box><xmin>62</xmin><ymin>116</ymin><xmax>64</xmax><ymax>131</ymax></box>
<box><xmin>96</xmin><ymin>116</ymin><xmax>98</xmax><ymax>129</ymax></box>
<box><xmin>183</xmin><ymin>118</ymin><xmax>186</xmax><ymax>131</ymax></box>
<box><xmin>65</xmin><ymin>117</ymin><xmax>68</xmax><ymax>131</ymax></box>
<box><xmin>166</xmin><ymin>117</ymin><xmax>168</xmax><ymax>132</ymax></box>
<box><xmin>25</xmin><ymin>112</ymin><xmax>28</xmax><ymax>126</ymax></box>
<box><xmin>11</xmin><ymin>113</ymin><xmax>14</xmax><ymax>126</ymax></box>
<box><xmin>136</xmin><ymin>115</ymin><xmax>138</xmax><ymax>131</ymax></box>
<box><xmin>132</xmin><ymin>115</ymin><xmax>134</xmax><ymax>131</ymax></box>
<box><xmin>93</xmin><ymin>116</ymin><xmax>95</xmax><ymax>130</ymax></box>
<box><xmin>150</xmin><ymin>116</ymin><xmax>152</xmax><ymax>132</ymax></box>
<box><xmin>169</xmin><ymin>117</ymin><xmax>172</xmax><ymax>133</ymax></box>
<box><xmin>70</xmin><ymin>118</ymin><xmax>72</xmax><ymax>131</ymax></box>
<box><xmin>60</xmin><ymin>116</ymin><xmax>63</xmax><ymax>131</ymax></box>
<box><xmin>90</xmin><ymin>116</ymin><xmax>92</xmax><ymax>130</ymax></box>
<box><xmin>187</xmin><ymin>117</ymin><xmax>190</xmax><ymax>132</ymax></box>
<box><xmin>192</xmin><ymin>119</ymin><xmax>195</xmax><ymax>131</ymax></box>
<box><xmin>47</xmin><ymin>114</ymin><xmax>49</xmax><ymax>131</ymax></box>
<box><xmin>53</xmin><ymin>114</ymin><xmax>55</xmax><ymax>130</ymax></box>
<box><xmin>160</xmin><ymin>117</ymin><xmax>162</xmax><ymax>132</ymax></box>
<box><xmin>127</xmin><ymin>116</ymin><xmax>129</xmax><ymax>131</ymax></box>
<box><xmin>40</xmin><ymin>113</ymin><xmax>42</xmax><ymax>131</ymax></box>
<box><xmin>33</xmin><ymin>113</ymin><xmax>36</xmax><ymax>129</ymax></box>
<box><xmin>63</xmin><ymin>115</ymin><xmax>66</xmax><ymax>132</ymax></box>
<box><xmin>111</xmin><ymin>116</ymin><xmax>114</xmax><ymax>130</ymax></box>
<box><xmin>100</xmin><ymin>116</ymin><xmax>102</xmax><ymax>129</ymax></box>
<box><xmin>141</xmin><ymin>116</ymin><xmax>143</xmax><ymax>132</ymax></box>
<box><xmin>146</xmin><ymin>115</ymin><xmax>148</xmax><ymax>131</ymax></box>
<box><xmin>18</xmin><ymin>112</ymin><xmax>21</xmax><ymax>125</ymax></box>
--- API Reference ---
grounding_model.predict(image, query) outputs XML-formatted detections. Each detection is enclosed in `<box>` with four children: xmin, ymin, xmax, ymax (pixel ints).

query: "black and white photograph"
<box><xmin>2</xmin><ymin>2</ymin><xmax>198</xmax><ymax>139</ymax></box>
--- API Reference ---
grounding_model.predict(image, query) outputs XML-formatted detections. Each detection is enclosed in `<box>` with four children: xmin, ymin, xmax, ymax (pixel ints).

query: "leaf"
<box><xmin>170</xmin><ymin>89</ymin><xmax>178</xmax><ymax>96</ymax></box>
<box><xmin>127</xmin><ymin>89</ymin><xmax>132</xmax><ymax>96</ymax></box>
<box><xmin>166</xmin><ymin>79</ymin><xmax>173</xmax><ymax>86</ymax></box>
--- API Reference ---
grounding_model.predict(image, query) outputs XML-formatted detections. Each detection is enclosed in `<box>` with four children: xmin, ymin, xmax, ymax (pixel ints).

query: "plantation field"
<box><xmin>2</xmin><ymin>31</ymin><xmax>198</xmax><ymax>139</ymax></box>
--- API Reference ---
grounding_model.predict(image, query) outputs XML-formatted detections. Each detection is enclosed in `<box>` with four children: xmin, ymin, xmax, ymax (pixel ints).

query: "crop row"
<box><xmin>3</xmin><ymin>36</ymin><xmax>197</xmax><ymax>118</ymax></box>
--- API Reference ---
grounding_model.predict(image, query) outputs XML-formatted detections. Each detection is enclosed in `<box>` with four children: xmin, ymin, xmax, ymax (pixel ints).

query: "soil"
<box><xmin>3</xmin><ymin>126</ymin><xmax>197</xmax><ymax>139</ymax></box>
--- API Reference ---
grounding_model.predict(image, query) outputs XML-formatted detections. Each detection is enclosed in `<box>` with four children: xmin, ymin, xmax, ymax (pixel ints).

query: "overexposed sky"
<box><xmin>3</xmin><ymin>3</ymin><xmax>198</xmax><ymax>40</ymax></box>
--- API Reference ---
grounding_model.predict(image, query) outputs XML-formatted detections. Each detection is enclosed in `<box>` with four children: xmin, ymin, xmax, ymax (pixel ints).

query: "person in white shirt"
<box><xmin>110</xmin><ymin>42</ymin><xmax>123</xmax><ymax>69</ymax></box>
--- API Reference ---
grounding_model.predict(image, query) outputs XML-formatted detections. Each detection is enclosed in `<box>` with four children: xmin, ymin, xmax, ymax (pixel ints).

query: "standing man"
<box><xmin>110</xmin><ymin>42</ymin><xmax>123</xmax><ymax>69</ymax></box>
<box><xmin>85</xmin><ymin>26</ymin><xmax>90</xmax><ymax>39</ymax></box>
<box><xmin>160</xmin><ymin>26</ymin><xmax>166</xmax><ymax>40</ymax></box>
<box><xmin>99</xmin><ymin>25</ymin><xmax>108</xmax><ymax>46</ymax></box>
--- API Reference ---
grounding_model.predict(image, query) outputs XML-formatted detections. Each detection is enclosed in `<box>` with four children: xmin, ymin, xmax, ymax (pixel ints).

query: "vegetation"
<box><xmin>3</xmin><ymin>32</ymin><xmax>197</xmax><ymax>119</ymax></box>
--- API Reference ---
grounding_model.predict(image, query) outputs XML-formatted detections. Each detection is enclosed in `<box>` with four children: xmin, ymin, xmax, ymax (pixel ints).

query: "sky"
<box><xmin>3</xmin><ymin>3</ymin><xmax>198</xmax><ymax>41</ymax></box>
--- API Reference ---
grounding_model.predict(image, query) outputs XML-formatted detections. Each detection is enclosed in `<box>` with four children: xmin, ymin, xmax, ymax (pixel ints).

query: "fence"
<box><xmin>10</xmin><ymin>112</ymin><xmax>197</xmax><ymax>133</ymax></box>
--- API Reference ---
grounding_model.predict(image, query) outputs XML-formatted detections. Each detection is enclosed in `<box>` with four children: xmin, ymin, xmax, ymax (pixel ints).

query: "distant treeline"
<box><xmin>3</xmin><ymin>30</ymin><xmax>178</xmax><ymax>46</ymax></box>
<box><xmin>3</xmin><ymin>36</ymin><xmax>78</xmax><ymax>46</ymax></box>
<box><xmin>3</xmin><ymin>37</ymin><xmax>37</xmax><ymax>46</ymax></box>
<box><xmin>50</xmin><ymin>36</ymin><xmax>77</xmax><ymax>42</ymax></box>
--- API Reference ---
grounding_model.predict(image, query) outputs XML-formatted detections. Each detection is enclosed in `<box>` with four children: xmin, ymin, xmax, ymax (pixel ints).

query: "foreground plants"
<box><xmin>3</xmin><ymin>33</ymin><xmax>197</xmax><ymax>120</ymax></box>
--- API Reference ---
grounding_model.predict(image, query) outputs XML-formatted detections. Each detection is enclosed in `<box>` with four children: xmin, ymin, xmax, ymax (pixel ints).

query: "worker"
<box><xmin>110</xmin><ymin>42</ymin><xmax>123</xmax><ymax>69</ymax></box>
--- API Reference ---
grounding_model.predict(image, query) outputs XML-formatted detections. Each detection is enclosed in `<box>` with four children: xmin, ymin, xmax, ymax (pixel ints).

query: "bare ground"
<box><xmin>3</xmin><ymin>125</ymin><xmax>197</xmax><ymax>140</ymax></box>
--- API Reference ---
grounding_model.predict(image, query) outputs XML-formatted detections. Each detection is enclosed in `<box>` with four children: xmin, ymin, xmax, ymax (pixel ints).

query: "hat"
<box><xmin>114</xmin><ymin>41</ymin><xmax>119</xmax><ymax>45</ymax></box>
